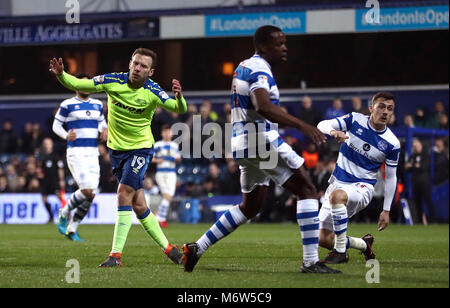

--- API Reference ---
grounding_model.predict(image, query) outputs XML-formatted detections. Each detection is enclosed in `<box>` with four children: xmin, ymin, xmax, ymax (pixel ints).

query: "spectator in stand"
<box><xmin>433</xmin><ymin>138</ymin><xmax>449</xmax><ymax>185</ymax></box>
<box><xmin>183</xmin><ymin>103</ymin><xmax>198</xmax><ymax>130</ymax></box>
<box><xmin>414</xmin><ymin>108</ymin><xmax>428</xmax><ymax>127</ymax></box>
<box><xmin>0</xmin><ymin>120</ymin><xmax>18</xmax><ymax>153</ymax></box>
<box><xmin>388</xmin><ymin>113</ymin><xmax>398</xmax><ymax>127</ymax></box>
<box><xmin>5</xmin><ymin>164</ymin><xmax>19</xmax><ymax>191</ymax></box>
<box><xmin>429</xmin><ymin>101</ymin><xmax>447</xmax><ymax>129</ymax></box>
<box><xmin>219</xmin><ymin>159</ymin><xmax>241</xmax><ymax>195</ymax></box>
<box><xmin>439</xmin><ymin>113</ymin><xmax>449</xmax><ymax>130</ymax></box>
<box><xmin>202</xmin><ymin>162</ymin><xmax>221</xmax><ymax>196</ymax></box>
<box><xmin>217</xmin><ymin>102</ymin><xmax>232</xmax><ymax>129</ymax></box>
<box><xmin>405</xmin><ymin>138</ymin><xmax>436</xmax><ymax>225</ymax></box>
<box><xmin>200</xmin><ymin>99</ymin><xmax>219</xmax><ymax>123</ymax></box>
<box><xmin>311</xmin><ymin>159</ymin><xmax>332</xmax><ymax>200</ymax></box>
<box><xmin>0</xmin><ymin>174</ymin><xmax>8</xmax><ymax>192</ymax></box>
<box><xmin>298</xmin><ymin>95</ymin><xmax>322</xmax><ymax>127</ymax></box>
<box><xmin>403</xmin><ymin>114</ymin><xmax>415</xmax><ymax>128</ymax></box>
<box><xmin>302</xmin><ymin>143</ymin><xmax>319</xmax><ymax>170</ymax></box>
<box><xmin>20</xmin><ymin>122</ymin><xmax>34</xmax><ymax>154</ymax></box>
<box><xmin>30</xmin><ymin>123</ymin><xmax>44</xmax><ymax>155</ymax></box>
<box><xmin>351</xmin><ymin>96</ymin><xmax>370</xmax><ymax>115</ymax></box>
<box><xmin>325</xmin><ymin>97</ymin><xmax>345</xmax><ymax>120</ymax></box>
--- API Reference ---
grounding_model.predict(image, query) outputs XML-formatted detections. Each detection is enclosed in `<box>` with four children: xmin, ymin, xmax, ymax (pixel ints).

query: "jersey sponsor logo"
<box><xmin>349</xmin><ymin>142</ymin><xmax>370</xmax><ymax>159</ymax></box>
<box><xmin>86</xmin><ymin>110</ymin><xmax>91</xmax><ymax>116</ymax></box>
<box><xmin>111</xmin><ymin>100</ymin><xmax>146</xmax><ymax>114</ymax></box>
<box><xmin>363</xmin><ymin>143</ymin><xmax>371</xmax><ymax>151</ymax></box>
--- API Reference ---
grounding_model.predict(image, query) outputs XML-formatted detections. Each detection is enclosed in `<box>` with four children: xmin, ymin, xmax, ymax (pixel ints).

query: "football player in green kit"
<box><xmin>49</xmin><ymin>48</ymin><xmax>187</xmax><ymax>267</ymax></box>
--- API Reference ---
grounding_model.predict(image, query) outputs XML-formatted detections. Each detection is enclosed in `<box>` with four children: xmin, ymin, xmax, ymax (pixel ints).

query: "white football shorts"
<box><xmin>319</xmin><ymin>178</ymin><xmax>374</xmax><ymax>231</ymax></box>
<box><xmin>237</xmin><ymin>142</ymin><xmax>304</xmax><ymax>193</ymax></box>
<box><xmin>66</xmin><ymin>154</ymin><xmax>100</xmax><ymax>190</ymax></box>
<box><xmin>155</xmin><ymin>172</ymin><xmax>177</xmax><ymax>196</ymax></box>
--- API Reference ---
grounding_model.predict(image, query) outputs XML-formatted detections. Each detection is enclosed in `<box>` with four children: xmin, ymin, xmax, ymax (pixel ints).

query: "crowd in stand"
<box><xmin>1</xmin><ymin>96</ymin><xmax>448</xmax><ymax>223</ymax></box>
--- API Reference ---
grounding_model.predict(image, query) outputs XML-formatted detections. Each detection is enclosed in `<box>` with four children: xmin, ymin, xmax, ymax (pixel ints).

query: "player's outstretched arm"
<box><xmin>158</xmin><ymin>79</ymin><xmax>187</xmax><ymax>114</ymax></box>
<box><xmin>49</xmin><ymin>57</ymin><xmax>102</xmax><ymax>93</ymax></box>
<box><xmin>251</xmin><ymin>88</ymin><xmax>326</xmax><ymax>145</ymax></box>
<box><xmin>317</xmin><ymin>119</ymin><xmax>349</xmax><ymax>143</ymax></box>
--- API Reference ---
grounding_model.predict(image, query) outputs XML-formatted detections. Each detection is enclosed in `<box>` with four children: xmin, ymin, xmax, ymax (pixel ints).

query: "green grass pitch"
<box><xmin>0</xmin><ymin>223</ymin><xmax>448</xmax><ymax>288</ymax></box>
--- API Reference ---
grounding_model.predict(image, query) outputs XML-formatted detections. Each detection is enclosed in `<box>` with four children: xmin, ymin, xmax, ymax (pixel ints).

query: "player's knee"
<box><xmin>329</xmin><ymin>189</ymin><xmax>348</xmax><ymax>206</ymax></box>
<box><xmin>239</xmin><ymin>203</ymin><xmax>258</xmax><ymax>219</ymax></box>
<box><xmin>81</xmin><ymin>189</ymin><xmax>95</xmax><ymax>202</ymax></box>
<box><xmin>117</xmin><ymin>185</ymin><xmax>135</xmax><ymax>204</ymax></box>
<box><xmin>318</xmin><ymin>234</ymin><xmax>334</xmax><ymax>250</ymax></box>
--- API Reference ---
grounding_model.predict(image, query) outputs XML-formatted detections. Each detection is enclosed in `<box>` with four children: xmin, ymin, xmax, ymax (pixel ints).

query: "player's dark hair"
<box><xmin>75</xmin><ymin>73</ymin><xmax>90</xmax><ymax>79</ymax></box>
<box><xmin>161</xmin><ymin>124</ymin><xmax>171</xmax><ymax>131</ymax></box>
<box><xmin>132</xmin><ymin>48</ymin><xmax>157</xmax><ymax>68</ymax></box>
<box><xmin>371</xmin><ymin>92</ymin><xmax>395</xmax><ymax>105</ymax></box>
<box><xmin>253</xmin><ymin>25</ymin><xmax>283</xmax><ymax>51</ymax></box>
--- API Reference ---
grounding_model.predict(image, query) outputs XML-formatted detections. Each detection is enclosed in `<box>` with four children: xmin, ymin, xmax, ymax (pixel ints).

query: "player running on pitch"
<box><xmin>152</xmin><ymin>124</ymin><xmax>182</xmax><ymax>228</ymax></box>
<box><xmin>49</xmin><ymin>47</ymin><xmax>187</xmax><ymax>267</ymax></box>
<box><xmin>316</xmin><ymin>92</ymin><xmax>400</xmax><ymax>264</ymax></box>
<box><xmin>53</xmin><ymin>73</ymin><xmax>108</xmax><ymax>242</ymax></box>
<box><xmin>182</xmin><ymin>25</ymin><xmax>340</xmax><ymax>274</ymax></box>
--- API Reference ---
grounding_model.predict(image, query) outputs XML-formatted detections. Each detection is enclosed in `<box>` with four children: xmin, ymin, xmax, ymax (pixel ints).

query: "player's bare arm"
<box><xmin>251</xmin><ymin>88</ymin><xmax>326</xmax><ymax>145</ymax></box>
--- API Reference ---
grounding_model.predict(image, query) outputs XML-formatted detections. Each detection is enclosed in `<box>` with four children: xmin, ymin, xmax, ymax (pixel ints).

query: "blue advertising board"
<box><xmin>205</xmin><ymin>12</ymin><xmax>306</xmax><ymax>37</ymax></box>
<box><xmin>0</xmin><ymin>17</ymin><xmax>158</xmax><ymax>45</ymax></box>
<box><xmin>356</xmin><ymin>5</ymin><xmax>449</xmax><ymax>32</ymax></box>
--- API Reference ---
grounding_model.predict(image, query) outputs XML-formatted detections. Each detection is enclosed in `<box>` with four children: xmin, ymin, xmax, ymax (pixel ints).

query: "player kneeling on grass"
<box><xmin>49</xmin><ymin>48</ymin><xmax>187</xmax><ymax>267</ymax></box>
<box><xmin>316</xmin><ymin>92</ymin><xmax>400</xmax><ymax>264</ymax></box>
<box><xmin>52</xmin><ymin>73</ymin><xmax>108</xmax><ymax>242</ymax></box>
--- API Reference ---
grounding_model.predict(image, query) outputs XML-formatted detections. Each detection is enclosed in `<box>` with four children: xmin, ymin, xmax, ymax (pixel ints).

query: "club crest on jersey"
<box><xmin>377</xmin><ymin>140</ymin><xmax>388</xmax><ymax>151</ymax></box>
<box><xmin>363</xmin><ymin>143</ymin><xmax>371</xmax><ymax>151</ymax></box>
<box><xmin>93</xmin><ymin>75</ymin><xmax>104</xmax><ymax>84</ymax></box>
<box><xmin>136</xmin><ymin>98</ymin><xmax>146</xmax><ymax>106</ymax></box>
<box><xmin>257</xmin><ymin>75</ymin><xmax>268</xmax><ymax>86</ymax></box>
<box><xmin>159</xmin><ymin>91</ymin><xmax>169</xmax><ymax>100</ymax></box>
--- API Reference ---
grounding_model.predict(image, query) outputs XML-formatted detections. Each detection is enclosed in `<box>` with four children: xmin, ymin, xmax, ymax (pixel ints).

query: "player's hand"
<box><xmin>331</xmin><ymin>130</ymin><xmax>349</xmax><ymax>143</ymax></box>
<box><xmin>67</xmin><ymin>129</ymin><xmax>77</xmax><ymax>141</ymax></box>
<box><xmin>172</xmin><ymin>79</ymin><xmax>183</xmax><ymax>99</ymax></box>
<box><xmin>100</xmin><ymin>129</ymin><xmax>108</xmax><ymax>142</ymax></box>
<box><xmin>378</xmin><ymin>210</ymin><xmax>390</xmax><ymax>231</ymax></box>
<box><xmin>298</xmin><ymin>123</ymin><xmax>327</xmax><ymax>146</ymax></box>
<box><xmin>49</xmin><ymin>57</ymin><xmax>64</xmax><ymax>76</ymax></box>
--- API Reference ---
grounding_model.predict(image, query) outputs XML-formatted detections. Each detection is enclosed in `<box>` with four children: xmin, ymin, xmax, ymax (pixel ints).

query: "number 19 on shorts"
<box><xmin>131</xmin><ymin>155</ymin><xmax>146</xmax><ymax>174</ymax></box>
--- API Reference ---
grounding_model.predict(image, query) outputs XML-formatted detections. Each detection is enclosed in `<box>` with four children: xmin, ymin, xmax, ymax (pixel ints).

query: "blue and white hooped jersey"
<box><xmin>154</xmin><ymin>141</ymin><xmax>180</xmax><ymax>173</ymax></box>
<box><xmin>230</xmin><ymin>54</ymin><xmax>284</xmax><ymax>158</ymax></box>
<box><xmin>54</xmin><ymin>96</ymin><xmax>106</xmax><ymax>155</ymax></box>
<box><xmin>332</xmin><ymin>112</ymin><xmax>400</xmax><ymax>186</ymax></box>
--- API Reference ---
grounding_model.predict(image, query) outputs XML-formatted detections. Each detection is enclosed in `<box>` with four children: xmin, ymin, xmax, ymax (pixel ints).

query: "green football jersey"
<box><xmin>57</xmin><ymin>71</ymin><xmax>187</xmax><ymax>151</ymax></box>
